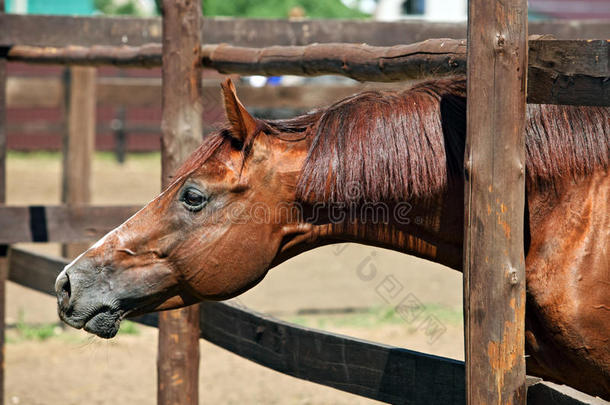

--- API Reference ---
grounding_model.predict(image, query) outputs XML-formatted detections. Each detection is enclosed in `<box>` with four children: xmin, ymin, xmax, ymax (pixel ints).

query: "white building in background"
<box><xmin>373</xmin><ymin>0</ymin><xmax>467</xmax><ymax>21</ymax></box>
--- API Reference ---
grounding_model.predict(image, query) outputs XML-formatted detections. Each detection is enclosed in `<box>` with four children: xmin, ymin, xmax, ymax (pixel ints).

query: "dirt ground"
<box><xmin>5</xmin><ymin>152</ymin><xmax>464</xmax><ymax>405</ymax></box>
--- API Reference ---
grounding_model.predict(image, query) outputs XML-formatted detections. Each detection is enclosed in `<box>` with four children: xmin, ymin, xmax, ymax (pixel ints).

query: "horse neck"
<box><xmin>279</xmin><ymin>183</ymin><xmax>465</xmax><ymax>271</ymax></box>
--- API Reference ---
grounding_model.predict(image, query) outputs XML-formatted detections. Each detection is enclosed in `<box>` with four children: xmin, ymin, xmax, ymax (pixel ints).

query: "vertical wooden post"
<box><xmin>61</xmin><ymin>66</ymin><xmax>96</xmax><ymax>258</ymax></box>
<box><xmin>0</xmin><ymin>1</ymin><xmax>7</xmax><ymax>402</ymax></box>
<box><xmin>463</xmin><ymin>0</ymin><xmax>528</xmax><ymax>404</ymax></box>
<box><xmin>157</xmin><ymin>1</ymin><xmax>203</xmax><ymax>404</ymax></box>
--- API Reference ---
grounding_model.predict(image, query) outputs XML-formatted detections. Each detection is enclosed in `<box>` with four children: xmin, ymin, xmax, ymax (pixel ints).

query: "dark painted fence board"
<box><xmin>0</xmin><ymin>205</ymin><xmax>140</xmax><ymax>243</ymax></box>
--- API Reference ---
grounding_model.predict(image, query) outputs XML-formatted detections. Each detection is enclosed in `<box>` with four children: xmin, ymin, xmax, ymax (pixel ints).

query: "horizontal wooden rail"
<box><xmin>5</xmin><ymin>39</ymin><xmax>609</xmax><ymax>106</ymax></box>
<box><xmin>7</xmin><ymin>247</ymin><xmax>594</xmax><ymax>405</ymax></box>
<box><xmin>0</xmin><ymin>14</ymin><xmax>608</xmax><ymax>48</ymax></box>
<box><xmin>5</xmin><ymin>44</ymin><xmax>162</xmax><ymax>67</ymax></box>
<box><xmin>0</xmin><ymin>205</ymin><xmax>139</xmax><ymax>244</ymax></box>
<box><xmin>200</xmin><ymin>39</ymin><xmax>609</xmax><ymax>106</ymax></box>
<box><xmin>200</xmin><ymin>40</ymin><xmax>467</xmax><ymax>81</ymax></box>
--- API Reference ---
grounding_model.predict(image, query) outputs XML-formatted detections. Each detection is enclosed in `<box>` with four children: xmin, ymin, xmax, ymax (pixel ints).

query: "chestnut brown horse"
<box><xmin>55</xmin><ymin>78</ymin><xmax>609</xmax><ymax>398</ymax></box>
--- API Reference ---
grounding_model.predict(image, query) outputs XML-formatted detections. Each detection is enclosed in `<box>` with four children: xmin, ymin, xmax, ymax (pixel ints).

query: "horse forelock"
<box><xmin>168</xmin><ymin>130</ymin><xmax>228</xmax><ymax>189</ymax></box>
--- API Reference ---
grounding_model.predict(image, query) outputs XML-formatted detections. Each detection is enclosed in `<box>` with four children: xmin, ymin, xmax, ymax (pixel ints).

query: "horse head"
<box><xmin>54</xmin><ymin>79</ymin><xmax>313</xmax><ymax>338</ymax></box>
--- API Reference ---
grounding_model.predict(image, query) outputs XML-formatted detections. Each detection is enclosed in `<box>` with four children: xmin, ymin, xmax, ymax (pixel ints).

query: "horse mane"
<box><xmin>176</xmin><ymin>78</ymin><xmax>609</xmax><ymax>203</ymax></box>
<box><xmin>288</xmin><ymin>77</ymin><xmax>609</xmax><ymax>203</ymax></box>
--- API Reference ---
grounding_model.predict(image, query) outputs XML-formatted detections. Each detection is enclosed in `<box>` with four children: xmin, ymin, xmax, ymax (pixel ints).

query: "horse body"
<box><xmin>54</xmin><ymin>78</ymin><xmax>609</xmax><ymax>398</ymax></box>
<box><xmin>524</xmin><ymin>171</ymin><xmax>609</xmax><ymax>396</ymax></box>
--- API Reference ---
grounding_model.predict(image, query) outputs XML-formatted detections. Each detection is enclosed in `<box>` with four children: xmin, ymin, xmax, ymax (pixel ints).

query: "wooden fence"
<box><xmin>0</xmin><ymin>4</ymin><xmax>607</xmax><ymax>405</ymax></box>
<box><xmin>6</xmin><ymin>247</ymin><xmax>595</xmax><ymax>405</ymax></box>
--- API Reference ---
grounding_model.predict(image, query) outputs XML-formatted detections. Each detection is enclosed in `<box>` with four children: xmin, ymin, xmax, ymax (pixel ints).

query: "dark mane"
<box><xmin>289</xmin><ymin>77</ymin><xmax>609</xmax><ymax>203</ymax></box>
<box><xmin>176</xmin><ymin>78</ymin><xmax>609</xmax><ymax>203</ymax></box>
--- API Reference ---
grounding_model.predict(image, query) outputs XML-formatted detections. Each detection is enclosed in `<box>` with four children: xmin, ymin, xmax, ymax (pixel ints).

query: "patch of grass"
<box><xmin>421</xmin><ymin>303</ymin><xmax>463</xmax><ymax>325</ymax></box>
<box><xmin>288</xmin><ymin>304</ymin><xmax>463</xmax><ymax>330</ymax></box>
<box><xmin>8</xmin><ymin>150</ymin><xmax>160</xmax><ymax>163</ymax></box>
<box><xmin>12</xmin><ymin>311</ymin><xmax>61</xmax><ymax>342</ymax></box>
<box><xmin>16</xmin><ymin>322</ymin><xmax>58</xmax><ymax>341</ymax></box>
<box><xmin>7</xmin><ymin>150</ymin><xmax>61</xmax><ymax>161</ymax></box>
<box><xmin>94</xmin><ymin>151</ymin><xmax>160</xmax><ymax>162</ymax></box>
<box><xmin>117</xmin><ymin>320</ymin><xmax>139</xmax><ymax>335</ymax></box>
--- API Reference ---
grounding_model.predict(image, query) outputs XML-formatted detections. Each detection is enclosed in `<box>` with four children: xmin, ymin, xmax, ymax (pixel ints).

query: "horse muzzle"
<box><xmin>55</xmin><ymin>261</ymin><xmax>126</xmax><ymax>339</ymax></box>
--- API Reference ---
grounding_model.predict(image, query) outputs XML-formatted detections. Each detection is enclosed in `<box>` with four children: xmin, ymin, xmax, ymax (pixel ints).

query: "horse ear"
<box><xmin>221</xmin><ymin>78</ymin><xmax>258</xmax><ymax>144</ymax></box>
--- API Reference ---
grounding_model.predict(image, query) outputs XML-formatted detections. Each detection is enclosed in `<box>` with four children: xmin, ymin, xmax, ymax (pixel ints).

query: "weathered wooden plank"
<box><xmin>0</xmin><ymin>14</ymin><xmax>607</xmax><ymax>48</ymax></box>
<box><xmin>199</xmin><ymin>40</ymin><xmax>608</xmax><ymax>105</ymax></box>
<box><xmin>463</xmin><ymin>0</ymin><xmax>528</xmax><ymax>403</ymax></box>
<box><xmin>6</xmin><ymin>39</ymin><xmax>608</xmax><ymax>105</ymax></box>
<box><xmin>157</xmin><ymin>1</ymin><xmax>203</xmax><ymax>404</ymax></box>
<box><xmin>7</xmin><ymin>247</ymin><xmax>595</xmax><ymax>405</ymax></box>
<box><xmin>7</xmin><ymin>248</ymin><xmax>62</xmax><ymax>295</ymax></box>
<box><xmin>527</xmin><ymin>39</ymin><xmax>609</xmax><ymax>106</ymax></box>
<box><xmin>0</xmin><ymin>205</ymin><xmax>140</xmax><ymax>244</ymax></box>
<box><xmin>200</xmin><ymin>40</ymin><xmax>466</xmax><ymax>81</ymax></box>
<box><xmin>62</xmin><ymin>67</ymin><xmax>96</xmax><ymax>258</ymax></box>
<box><xmin>6</xmin><ymin>44</ymin><xmax>162</xmax><ymax>67</ymax></box>
<box><xmin>0</xmin><ymin>14</ymin><xmax>162</xmax><ymax>47</ymax></box>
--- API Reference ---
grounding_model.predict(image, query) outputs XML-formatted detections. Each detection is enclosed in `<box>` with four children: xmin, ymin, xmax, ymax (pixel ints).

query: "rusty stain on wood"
<box><xmin>463</xmin><ymin>0</ymin><xmax>528</xmax><ymax>402</ymax></box>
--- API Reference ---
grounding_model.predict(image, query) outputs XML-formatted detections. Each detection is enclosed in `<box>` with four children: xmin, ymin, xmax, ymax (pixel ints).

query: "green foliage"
<box><xmin>94</xmin><ymin>0</ymin><xmax>141</xmax><ymax>15</ymax></box>
<box><xmin>13</xmin><ymin>310</ymin><xmax>59</xmax><ymax>342</ymax></box>
<box><xmin>202</xmin><ymin>0</ymin><xmax>369</xmax><ymax>18</ymax></box>
<box><xmin>117</xmin><ymin>320</ymin><xmax>140</xmax><ymax>335</ymax></box>
<box><xmin>119</xmin><ymin>0</ymin><xmax>369</xmax><ymax>18</ymax></box>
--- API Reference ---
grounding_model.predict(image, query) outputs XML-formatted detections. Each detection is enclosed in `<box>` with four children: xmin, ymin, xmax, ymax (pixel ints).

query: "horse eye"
<box><xmin>180</xmin><ymin>187</ymin><xmax>207</xmax><ymax>212</ymax></box>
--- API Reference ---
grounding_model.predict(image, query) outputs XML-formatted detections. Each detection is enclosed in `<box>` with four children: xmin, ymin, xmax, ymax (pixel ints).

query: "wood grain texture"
<box><xmin>6</xmin><ymin>39</ymin><xmax>608</xmax><ymax>106</ymax></box>
<box><xmin>0</xmin><ymin>205</ymin><xmax>140</xmax><ymax>243</ymax></box>
<box><xmin>157</xmin><ymin>1</ymin><xmax>203</xmax><ymax>404</ymax></box>
<box><xmin>0</xmin><ymin>14</ymin><xmax>607</xmax><ymax>48</ymax></box>
<box><xmin>200</xmin><ymin>40</ymin><xmax>467</xmax><ymax>81</ymax></box>
<box><xmin>527</xmin><ymin>39</ymin><xmax>609</xmax><ymax>106</ymax></box>
<box><xmin>6</xmin><ymin>44</ymin><xmax>162</xmax><ymax>67</ymax></box>
<box><xmin>6</xmin><ymin>247</ymin><xmax>595</xmax><ymax>405</ymax></box>
<box><xmin>463</xmin><ymin>0</ymin><xmax>528</xmax><ymax>403</ymax></box>
<box><xmin>61</xmin><ymin>67</ymin><xmax>96</xmax><ymax>258</ymax></box>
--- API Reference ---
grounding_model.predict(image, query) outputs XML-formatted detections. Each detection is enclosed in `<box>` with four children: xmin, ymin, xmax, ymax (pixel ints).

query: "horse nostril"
<box><xmin>59</xmin><ymin>273</ymin><xmax>71</xmax><ymax>308</ymax></box>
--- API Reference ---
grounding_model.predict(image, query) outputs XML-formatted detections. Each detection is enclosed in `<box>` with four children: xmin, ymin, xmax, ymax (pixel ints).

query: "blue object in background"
<box><xmin>6</xmin><ymin>0</ymin><xmax>96</xmax><ymax>15</ymax></box>
<box><xmin>267</xmin><ymin>76</ymin><xmax>282</xmax><ymax>86</ymax></box>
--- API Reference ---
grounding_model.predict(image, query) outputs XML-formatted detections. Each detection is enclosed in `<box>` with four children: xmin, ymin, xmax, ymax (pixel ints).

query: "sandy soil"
<box><xmin>5</xmin><ymin>152</ymin><xmax>464</xmax><ymax>405</ymax></box>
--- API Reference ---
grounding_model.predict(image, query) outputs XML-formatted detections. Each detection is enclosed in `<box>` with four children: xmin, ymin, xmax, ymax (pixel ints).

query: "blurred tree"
<box><xmin>202</xmin><ymin>0</ymin><xmax>369</xmax><ymax>18</ymax></box>
<box><xmin>156</xmin><ymin>0</ymin><xmax>368</xmax><ymax>18</ymax></box>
